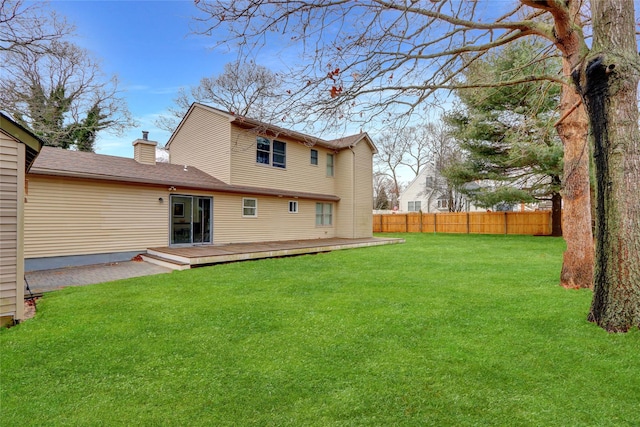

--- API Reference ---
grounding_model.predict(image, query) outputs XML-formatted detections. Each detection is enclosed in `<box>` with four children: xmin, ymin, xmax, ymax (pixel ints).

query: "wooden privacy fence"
<box><xmin>373</xmin><ymin>211</ymin><xmax>553</xmax><ymax>235</ymax></box>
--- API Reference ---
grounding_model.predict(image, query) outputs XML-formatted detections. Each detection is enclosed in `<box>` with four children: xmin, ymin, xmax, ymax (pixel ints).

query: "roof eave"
<box><xmin>0</xmin><ymin>112</ymin><xmax>45</xmax><ymax>170</ymax></box>
<box><xmin>28</xmin><ymin>169</ymin><xmax>340</xmax><ymax>202</ymax></box>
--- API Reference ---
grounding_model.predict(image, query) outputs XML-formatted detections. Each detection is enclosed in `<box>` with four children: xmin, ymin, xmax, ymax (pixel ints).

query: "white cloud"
<box><xmin>149</xmin><ymin>86</ymin><xmax>186</xmax><ymax>95</ymax></box>
<box><xmin>126</xmin><ymin>84</ymin><xmax>150</xmax><ymax>92</ymax></box>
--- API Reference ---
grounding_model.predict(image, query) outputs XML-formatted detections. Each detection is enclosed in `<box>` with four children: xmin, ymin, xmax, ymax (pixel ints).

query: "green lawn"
<box><xmin>2</xmin><ymin>233</ymin><xmax>638</xmax><ymax>426</ymax></box>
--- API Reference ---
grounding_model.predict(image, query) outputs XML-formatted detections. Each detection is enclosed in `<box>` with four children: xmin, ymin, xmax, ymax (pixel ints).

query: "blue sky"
<box><xmin>49</xmin><ymin>0</ymin><xmax>233</xmax><ymax>157</ymax></box>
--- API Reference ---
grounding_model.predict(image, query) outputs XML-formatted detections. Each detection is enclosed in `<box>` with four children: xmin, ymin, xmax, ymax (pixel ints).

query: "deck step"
<box><xmin>140</xmin><ymin>253</ymin><xmax>191</xmax><ymax>271</ymax></box>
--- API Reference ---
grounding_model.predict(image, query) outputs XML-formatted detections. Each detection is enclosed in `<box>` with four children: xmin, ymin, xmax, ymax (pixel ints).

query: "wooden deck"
<box><xmin>142</xmin><ymin>237</ymin><xmax>404</xmax><ymax>270</ymax></box>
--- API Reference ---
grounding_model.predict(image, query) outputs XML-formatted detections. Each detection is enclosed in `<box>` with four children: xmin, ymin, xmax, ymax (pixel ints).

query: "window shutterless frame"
<box><xmin>256</xmin><ymin>137</ymin><xmax>270</xmax><ymax>165</ymax></box>
<box><xmin>256</xmin><ymin>136</ymin><xmax>286</xmax><ymax>168</ymax></box>
<box><xmin>326</xmin><ymin>153</ymin><xmax>334</xmax><ymax>177</ymax></box>
<box><xmin>243</xmin><ymin>197</ymin><xmax>258</xmax><ymax>217</ymax></box>
<box><xmin>315</xmin><ymin>202</ymin><xmax>332</xmax><ymax>226</ymax></box>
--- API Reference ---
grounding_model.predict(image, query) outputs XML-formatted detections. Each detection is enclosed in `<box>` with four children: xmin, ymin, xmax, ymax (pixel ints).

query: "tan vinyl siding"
<box><xmin>212</xmin><ymin>194</ymin><xmax>335</xmax><ymax>244</ymax></box>
<box><xmin>24</xmin><ymin>176</ymin><xmax>169</xmax><ymax>258</ymax></box>
<box><xmin>331</xmin><ymin>141</ymin><xmax>373</xmax><ymax>238</ymax></box>
<box><xmin>133</xmin><ymin>141</ymin><xmax>157</xmax><ymax>165</ymax></box>
<box><xmin>334</xmin><ymin>147</ymin><xmax>354</xmax><ymax>238</ymax></box>
<box><xmin>230</xmin><ymin>126</ymin><xmax>338</xmax><ymax>195</ymax></box>
<box><xmin>352</xmin><ymin>141</ymin><xmax>374</xmax><ymax>237</ymax></box>
<box><xmin>169</xmin><ymin>107</ymin><xmax>232</xmax><ymax>183</ymax></box>
<box><xmin>0</xmin><ymin>136</ymin><xmax>24</xmax><ymax>319</ymax></box>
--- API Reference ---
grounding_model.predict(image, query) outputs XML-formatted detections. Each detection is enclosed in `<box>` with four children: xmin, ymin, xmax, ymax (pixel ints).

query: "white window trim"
<box><xmin>256</xmin><ymin>136</ymin><xmax>287</xmax><ymax>169</ymax></box>
<box><xmin>326</xmin><ymin>153</ymin><xmax>334</xmax><ymax>177</ymax></box>
<box><xmin>242</xmin><ymin>197</ymin><xmax>258</xmax><ymax>217</ymax></box>
<box><xmin>256</xmin><ymin>137</ymin><xmax>271</xmax><ymax>166</ymax></box>
<box><xmin>272</xmin><ymin>140</ymin><xmax>286</xmax><ymax>169</ymax></box>
<box><xmin>315</xmin><ymin>202</ymin><xmax>333</xmax><ymax>226</ymax></box>
<box><xmin>288</xmin><ymin>200</ymin><xmax>298</xmax><ymax>213</ymax></box>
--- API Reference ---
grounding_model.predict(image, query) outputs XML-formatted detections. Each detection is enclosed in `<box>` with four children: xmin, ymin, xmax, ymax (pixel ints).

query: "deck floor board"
<box><xmin>147</xmin><ymin>237</ymin><xmax>404</xmax><ymax>268</ymax></box>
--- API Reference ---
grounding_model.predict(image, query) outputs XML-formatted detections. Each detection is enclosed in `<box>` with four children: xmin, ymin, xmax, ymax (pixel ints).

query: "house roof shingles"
<box><xmin>30</xmin><ymin>146</ymin><xmax>340</xmax><ymax>202</ymax></box>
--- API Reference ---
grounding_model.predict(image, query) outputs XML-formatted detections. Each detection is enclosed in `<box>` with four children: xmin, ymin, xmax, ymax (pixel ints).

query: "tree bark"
<box><xmin>572</xmin><ymin>0</ymin><xmax>640</xmax><ymax>331</ymax></box>
<box><xmin>556</xmin><ymin>85</ymin><xmax>594</xmax><ymax>288</ymax></box>
<box><xmin>550</xmin><ymin>0</ymin><xmax>594</xmax><ymax>289</ymax></box>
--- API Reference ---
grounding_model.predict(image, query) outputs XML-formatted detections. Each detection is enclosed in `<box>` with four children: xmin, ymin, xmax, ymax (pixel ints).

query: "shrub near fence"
<box><xmin>373</xmin><ymin>211</ymin><xmax>553</xmax><ymax>235</ymax></box>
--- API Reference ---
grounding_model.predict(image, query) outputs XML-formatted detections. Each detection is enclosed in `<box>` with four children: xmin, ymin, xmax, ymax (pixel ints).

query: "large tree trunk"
<box><xmin>543</xmin><ymin>0</ymin><xmax>594</xmax><ymax>289</ymax></box>
<box><xmin>550</xmin><ymin>187</ymin><xmax>562</xmax><ymax>237</ymax></box>
<box><xmin>556</xmin><ymin>84</ymin><xmax>594</xmax><ymax>288</ymax></box>
<box><xmin>572</xmin><ymin>0</ymin><xmax>640</xmax><ymax>332</ymax></box>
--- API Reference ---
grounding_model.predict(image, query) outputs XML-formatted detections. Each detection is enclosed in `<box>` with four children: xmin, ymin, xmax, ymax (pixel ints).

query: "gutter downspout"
<box><xmin>349</xmin><ymin>145</ymin><xmax>356</xmax><ymax>238</ymax></box>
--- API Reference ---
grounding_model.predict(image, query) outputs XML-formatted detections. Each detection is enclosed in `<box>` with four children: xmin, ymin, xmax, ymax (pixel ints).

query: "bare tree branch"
<box><xmin>0</xmin><ymin>0</ymin><xmax>73</xmax><ymax>54</ymax></box>
<box><xmin>0</xmin><ymin>40</ymin><xmax>134</xmax><ymax>148</ymax></box>
<box><xmin>192</xmin><ymin>0</ymin><xmax>587</xmax><ymax>132</ymax></box>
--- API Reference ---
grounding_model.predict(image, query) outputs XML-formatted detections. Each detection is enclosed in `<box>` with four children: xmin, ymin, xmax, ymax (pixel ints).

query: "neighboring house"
<box><xmin>1</xmin><ymin>113</ymin><xmax>43</xmax><ymax>326</ymax></box>
<box><xmin>24</xmin><ymin>103</ymin><xmax>376</xmax><ymax>270</ymax></box>
<box><xmin>399</xmin><ymin>164</ymin><xmax>480</xmax><ymax>213</ymax></box>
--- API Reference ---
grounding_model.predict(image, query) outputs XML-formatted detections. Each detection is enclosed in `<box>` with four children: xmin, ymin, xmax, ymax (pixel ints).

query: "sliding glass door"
<box><xmin>170</xmin><ymin>195</ymin><xmax>212</xmax><ymax>245</ymax></box>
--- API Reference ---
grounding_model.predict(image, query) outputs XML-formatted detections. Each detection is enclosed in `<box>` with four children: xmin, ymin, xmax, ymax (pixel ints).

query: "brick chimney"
<box><xmin>133</xmin><ymin>131</ymin><xmax>157</xmax><ymax>165</ymax></box>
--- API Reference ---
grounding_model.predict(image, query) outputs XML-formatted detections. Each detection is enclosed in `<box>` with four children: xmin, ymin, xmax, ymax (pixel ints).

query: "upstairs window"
<box><xmin>272</xmin><ymin>140</ymin><xmax>286</xmax><ymax>168</ymax></box>
<box><xmin>425</xmin><ymin>176</ymin><xmax>436</xmax><ymax>188</ymax></box>
<box><xmin>408</xmin><ymin>201</ymin><xmax>421</xmax><ymax>212</ymax></box>
<box><xmin>256</xmin><ymin>137</ymin><xmax>271</xmax><ymax>165</ymax></box>
<box><xmin>310</xmin><ymin>149</ymin><xmax>318</xmax><ymax>165</ymax></box>
<box><xmin>326</xmin><ymin>154</ymin><xmax>334</xmax><ymax>177</ymax></box>
<box><xmin>256</xmin><ymin>137</ymin><xmax>286</xmax><ymax>168</ymax></box>
<box><xmin>289</xmin><ymin>201</ymin><xmax>298</xmax><ymax>213</ymax></box>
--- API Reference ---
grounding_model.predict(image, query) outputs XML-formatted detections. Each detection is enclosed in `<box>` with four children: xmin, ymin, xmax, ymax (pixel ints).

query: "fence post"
<box><xmin>434</xmin><ymin>213</ymin><xmax>437</xmax><ymax>234</ymax></box>
<box><xmin>419</xmin><ymin>212</ymin><xmax>423</xmax><ymax>233</ymax></box>
<box><xmin>467</xmin><ymin>212</ymin><xmax>470</xmax><ymax>234</ymax></box>
<box><xmin>504</xmin><ymin>211</ymin><xmax>508</xmax><ymax>235</ymax></box>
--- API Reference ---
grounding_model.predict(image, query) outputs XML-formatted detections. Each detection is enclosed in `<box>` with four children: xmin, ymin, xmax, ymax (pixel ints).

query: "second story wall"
<box><xmin>353</xmin><ymin>140</ymin><xmax>374</xmax><ymax>238</ymax></box>
<box><xmin>169</xmin><ymin>106</ymin><xmax>232</xmax><ymax>183</ymax></box>
<box><xmin>334</xmin><ymin>146</ymin><xmax>354</xmax><ymax>237</ymax></box>
<box><xmin>333</xmin><ymin>139</ymin><xmax>374</xmax><ymax>238</ymax></box>
<box><xmin>229</xmin><ymin>125</ymin><xmax>338</xmax><ymax>195</ymax></box>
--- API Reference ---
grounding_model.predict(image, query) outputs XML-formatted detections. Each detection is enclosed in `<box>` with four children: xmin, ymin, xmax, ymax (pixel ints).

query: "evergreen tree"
<box><xmin>375</xmin><ymin>187</ymin><xmax>389</xmax><ymax>210</ymax></box>
<box><xmin>444</xmin><ymin>41</ymin><xmax>564</xmax><ymax>235</ymax></box>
